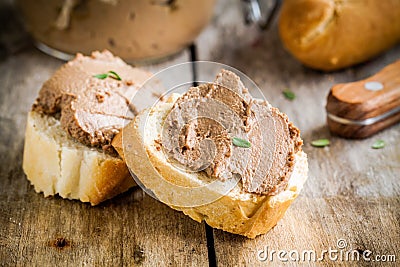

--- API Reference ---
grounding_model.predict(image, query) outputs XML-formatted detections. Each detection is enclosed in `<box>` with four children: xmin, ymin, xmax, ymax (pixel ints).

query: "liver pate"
<box><xmin>33</xmin><ymin>50</ymin><xmax>151</xmax><ymax>152</ymax></box>
<box><xmin>162</xmin><ymin>70</ymin><xmax>303</xmax><ymax>195</ymax></box>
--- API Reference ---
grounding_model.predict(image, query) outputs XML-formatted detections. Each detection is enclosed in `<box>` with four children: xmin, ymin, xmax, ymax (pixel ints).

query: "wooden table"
<box><xmin>1</xmin><ymin>0</ymin><xmax>399</xmax><ymax>266</ymax></box>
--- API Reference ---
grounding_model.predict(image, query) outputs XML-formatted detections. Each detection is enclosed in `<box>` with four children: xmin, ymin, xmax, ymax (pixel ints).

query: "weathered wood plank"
<box><xmin>212</xmin><ymin>196</ymin><xmax>399</xmax><ymax>266</ymax></box>
<box><xmin>0</xmin><ymin>48</ymin><xmax>209</xmax><ymax>266</ymax></box>
<box><xmin>1</xmin><ymin>0</ymin><xmax>399</xmax><ymax>266</ymax></box>
<box><xmin>198</xmin><ymin>1</ymin><xmax>400</xmax><ymax>266</ymax></box>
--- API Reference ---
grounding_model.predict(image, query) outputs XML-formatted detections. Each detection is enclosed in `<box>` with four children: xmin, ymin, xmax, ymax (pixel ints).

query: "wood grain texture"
<box><xmin>1</xmin><ymin>0</ymin><xmax>399</xmax><ymax>266</ymax></box>
<box><xmin>326</xmin><ymin>60</ymin><xmax>400</xmax><ymax>138</ymax></box>
<box><xmin>198</xmin><ymin>0</ymin><xmax>400</xmax><ymax>266</ymax></box>
<box><xmin>0</xmin><ymin>49</ymin><xmax>209</xmax><ymax>266</ymax></box>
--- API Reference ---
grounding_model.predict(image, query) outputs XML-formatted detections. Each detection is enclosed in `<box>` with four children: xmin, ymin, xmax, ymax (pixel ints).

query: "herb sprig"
<box><xmin>232</xmin><ymin>137</ymin><xmax>251</xmax><ymax>148</ymax></box>
<box><xmin>311</xmin><ymin>138</ymin><xmax>330</xmax><ymax>147</ymax></box>
<box><xmin>372</xmin><ymin>140</ymin><xmax>385</xmax><ymax>149</ymax></box>
<box><xmin>283</xmin><ymin>89</ymin><xmax>296</xmax><ymax>100</ymax></box>
<box><xmin>93</xmin><ymin>70</ymin><xmax>122</xmax><ymax>81</ymax></box>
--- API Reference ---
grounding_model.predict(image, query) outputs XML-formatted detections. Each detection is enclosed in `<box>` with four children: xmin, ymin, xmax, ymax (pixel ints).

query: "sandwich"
<box><xmin>23</xmin><ymin>50</ymin><xmax>154</xmax><ymax>205</ymax></box>
<box><xmin>112</xmin><ymin>69</ymin><xmax>308</xmax><ymax>238</ymax></box>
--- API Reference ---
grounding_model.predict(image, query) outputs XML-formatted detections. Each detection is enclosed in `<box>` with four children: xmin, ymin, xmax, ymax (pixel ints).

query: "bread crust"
<box><xmin>113</xmin><ymin>99</ymin><xmax>308</xmax><ymax>238</ymax></box>
<box><xmin>23</xmin><ymin>111</ymin><xmax>135</xmax><ymax>205</ymax></box>
<box><xmin>279</xmin><ymin>0</ymin><xmax>400</xmax><ymax>71</ymax></box>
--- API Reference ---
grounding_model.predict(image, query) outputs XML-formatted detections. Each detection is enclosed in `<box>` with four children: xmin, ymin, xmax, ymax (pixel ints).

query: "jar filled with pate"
<box><xmin>16</xmin><ymin>0</ymin><xmax>216</xmax><ymax>63</ymax></box>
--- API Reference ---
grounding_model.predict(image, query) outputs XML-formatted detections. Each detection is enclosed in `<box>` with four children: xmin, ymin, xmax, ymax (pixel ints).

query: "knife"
<box><xmin>326</xmin><ymin>60</ymin><xmax>400</xmax><ymax>138</ymax></box>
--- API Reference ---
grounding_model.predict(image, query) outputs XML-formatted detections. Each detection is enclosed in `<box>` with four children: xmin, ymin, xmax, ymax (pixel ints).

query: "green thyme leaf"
<box><xmin>371</xmin><ymin>139</ymin><xmax>385</xmax><ymax>149</ymax></box>
<box><xmin>93</xmin><ymin>70</ymin><xmax>122</xmax><ymax>81</ymax></box>
<box><xmin>283</xmin><ymin>89</ymin><xmax>296</xmax><ymax>100</ymax></box>
<box><xmin>232</xmin><ymin>137</ymin><xmax>251</xmax><ymax>148</ymax></box>
<box><xmin>311</xmin><ymin>138</ymin><xmax>330</xmax><ymax>147</ymax></box>
<box><xmin>93</xmin><ymin>73</ymin><xmax>108</xmax><ymax>79</ymax></box>
<box><xmin>107</xmin><ymin>70</ymin><xmax>122</xmax><ymax>80</ymax></box>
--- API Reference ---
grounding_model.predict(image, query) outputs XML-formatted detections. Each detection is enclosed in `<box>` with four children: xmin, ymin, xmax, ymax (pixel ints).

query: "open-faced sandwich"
<box><xmin>112</xmin><ymin>70</ymin><xmax>308</xmax><ymax>238</ymax></box>
<box><xmin>23</xmin><ymin>51</ymin><xmax>154</xmax><ymax>205</ymax></box>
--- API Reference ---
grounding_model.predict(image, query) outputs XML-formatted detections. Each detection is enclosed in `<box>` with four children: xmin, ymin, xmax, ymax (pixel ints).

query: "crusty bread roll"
<box><xmin>22</xmin><ymin>50</ymin><xmax>157</xmax><ymax>205</ymax></box>
<box><xmin>112</xmin><ymin>95</ymin><xmax>308</xmax><ymax>238</ymax></box>
<box><xmin>23</xmin><ymin>111</ymin><xmax>135</xmax><ymax>205</ymax></box>
<box><xmin>279</xmin><ymin>0</ymin><xmax>400</xmax><ymax>71</ymax></box>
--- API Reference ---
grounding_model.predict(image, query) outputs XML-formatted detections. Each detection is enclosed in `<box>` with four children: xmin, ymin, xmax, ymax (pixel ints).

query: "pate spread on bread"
<box><xmin>32</xmin><ymin>50</ymin><xmax>151</xmax><ymax>153</ymax></box>
<box><xmin>23</xmin><ymin>51</ymin><xmax>153</xmax><ymax>205</ymax></box>
<box><xmin>162</xmin><ymin>70</ymin><xmax>303</xmax><ymax>195</ymax></box>
<box><xmin>113</xmin><ymin>70</ymin><xmax>308</xmax><ymax>238</ymax></box>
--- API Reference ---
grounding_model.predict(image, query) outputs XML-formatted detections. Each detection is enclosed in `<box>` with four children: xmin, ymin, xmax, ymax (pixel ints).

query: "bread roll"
<box><xmin>279</xmin><ymin>0</ymin><xmax>400</xmax><ymax>71</ymax></box>
<box><xmin>23</xmin><ymin>111</ymin><xmax>135</xmax><ymax>205</ymax></box>
<box><xmin>22</xmin><ymin>50</ymin><xmax>156</xmax><ymax>205</ymax></box>
<box><xmin>112</xmin><ymin>95</ymin><xmax>308</xmax><ymax>238</ymax></box>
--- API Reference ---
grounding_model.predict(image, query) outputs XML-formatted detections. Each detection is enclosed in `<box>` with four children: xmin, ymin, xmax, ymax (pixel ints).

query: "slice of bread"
<box><xmin>113</xmin><ymin>95</ymin><xmax>308</xmax><ymax>238</ymax></box>
<box><xmin>23</xmin><ymin>111</ymin><xmax>135</xmax><ymax>205</ymax></box>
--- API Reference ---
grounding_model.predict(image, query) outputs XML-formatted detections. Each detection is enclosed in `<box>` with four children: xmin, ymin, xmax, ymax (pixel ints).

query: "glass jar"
<box><xmin>16</xmin><ymin>0</ymin><xmax>216</xmax><ymax>63</ymax></box>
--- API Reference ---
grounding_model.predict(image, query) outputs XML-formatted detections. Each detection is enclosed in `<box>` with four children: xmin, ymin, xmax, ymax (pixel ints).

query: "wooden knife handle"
<box><xmin>326</xmin><ymin>60</ymin><xmax>400</xmax><ymax>138</ymax></box>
